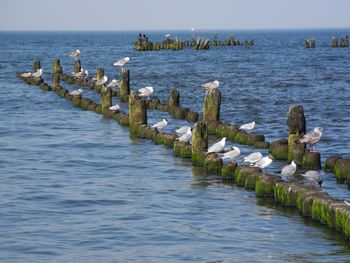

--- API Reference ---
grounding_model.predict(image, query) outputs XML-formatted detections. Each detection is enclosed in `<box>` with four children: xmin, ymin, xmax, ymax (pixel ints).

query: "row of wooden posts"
<box><xmin>305</xmin><ymin>36</ymin><xmax>349</xmax><ymax>48</ymax></box>
<box><xmin>17</xmin><ymin>59</ymin><xmax>350</xmax><ymax>240</ymax></box>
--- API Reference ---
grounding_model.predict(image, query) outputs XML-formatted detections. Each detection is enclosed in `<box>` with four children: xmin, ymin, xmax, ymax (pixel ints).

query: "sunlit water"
<box><xmin>0</xmin><ymin>30</ymin><xmax>350</xmax><ymax>262</ymax></box>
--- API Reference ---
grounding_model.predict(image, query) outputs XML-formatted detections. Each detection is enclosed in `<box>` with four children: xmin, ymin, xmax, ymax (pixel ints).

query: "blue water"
<box><xmin>1</xmin><ymin>30</ymin><xmax>350</xmax><ymax>262</ymax></box>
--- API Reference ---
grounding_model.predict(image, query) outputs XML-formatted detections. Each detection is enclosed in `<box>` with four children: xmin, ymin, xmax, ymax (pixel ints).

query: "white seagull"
<box><xmin>301</xmin><ymin>170</ymin><xmax>323</xmax><ymax>187</ymax></box>
<box><xmin>151</xmin><ymin>118</ymin><xmax>168</xmax><ymax>130</ymax></box>
<box><xmin>239</xmin><ymin>121</ymin><xmax>255</xmax><ymax>132</ymax></box>
<box><xmin>96</xmin><ymin>76</ymin><xmax>108</xmax><ymax>86</ymax></box>
<box><xmin>69</xmin><ymin>49</ymin><xmax>80</xmax><ymax>60</ymax></box>
<box><xmin>218</xmin><ymin>146</ymin><xmax>240</xmax><ymax>163</ymax></box>
<box><xmin>241</xmin><ymin>152</ymin><xmax>263</xmax><ymax>165</ymax></box>
<box><xmin>178</xmin><ymin>127</ymin><xmax>192</xmax><ymax>143</ymax></box>
<box><xmin>109</xmin><ymin>104</ymin><xmax>120</xmax><ymax>111</ymax></box>
<box><xmin>281</xmin><ymin>161</ymin><xmax>297</xmax><ymax>178</ymax></box>
<box><xmin>344</xmin><ymin>200</ymin><xmax>350</xmax><ymax>206</ymax></box>
<box><xmin>299</xmin><ymin>127</ymin><xmax>323</xmax><ymax>152</ymax></box>
<box><xmin>139</xmin><ymin>86</ymin><xmax>154</xmax><ymax>98</ymax></box>
<box><xmin>73</xmin><ymin>69</ymin><xmax>88</xmax><ymax>79</ymax></box>
<box><xmin>253</xmin><ymin>155</ymin><xmax>274</xmax><ymax>171</ymax></box>
<box><xmin>31</xmin><ymin>68</ymin><xmax>42</xmax><ymax>78</ymax></box>
<box><xmin>175</xmin><ymin>126</ymin><xmax>191</xmax><ymax>136</ymax></box>
<box><xmin>201</xmin><ymin>80</ymin><xmax>220</xmax><ymax>91</ymax></box>
<box><xmin>113</xmin><ymin>57</ymin><xmax>130</xmax><ymax>70</ymax></box>
<box><xmin>69</xmin><ymin>88</ymin><xmax>83</xmax><ymax>96</ymax></box>
<box><xmin>21</xmin><ymin>72</ymin><xmax>32</xmax><ymax>78</ymax></box>
<box><xmin>107</xmin><ymin>79</ymin><xmax>120</xmax><ymax>89</ymax></box>
<box><xmin>207</xmin><ymin>137</ymin><xmax>226</xmax><ymax>154</ymax></box>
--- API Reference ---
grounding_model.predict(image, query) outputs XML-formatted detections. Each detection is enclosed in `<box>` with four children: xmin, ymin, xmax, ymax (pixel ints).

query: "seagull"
<box><xmin>241</xmin><ymin>152</ymin><xmax>263</xmax><ymax>165</ymax></box>
<box><xmin>201</xmin><ymin>80</ymin><xmax>220</xmax><ymax>91</ymax></box>
<box><xmin>299</xmin><ymin>127</ymin><xmax>323</xmax><ymax>152</ymax></box>
<box><xmin>281</xmin><ymin>161</ymin><xmax>297</xmax><ymax>178</ymax></box>
<box><xmin>253</xmin><ymin>155</ymin><xmax>274</xmax><ymax>171</ymax></box>
<box><xmin>73</xmin><ymin>69</ymin><xmax>87</xmax><ymax>79</ymax></box>
<box><xmin>31</xmin><ymin>68</ymin><xmax>42</xmax><ymax>78</ymax></box>
<box><xmin>344</xmin><ymin>200</ymin><xmax>350</xmax><ymax>206</ymax></box>
<box><xmin>113</xmin><ymin>57</ymin><xmax>130</xmax><ymax>70</ymax></box>
<box><xmin>69</xmin><ymin>88</ymin><xmax>83</xmax><ymax>96</ymax></box>
<box><xmin>107</xmin><ymin>79</ymin><xmax>120</xmax><ymax>89</ymax></box>
<box><xmin>218</xmin><ymin>146</ymin><xmax>240</xmax><ymax>163</ymax></box>
<box><xmin>151</xmin><ymin>118</ymin><xmax>168</xmax><ymax>130</ymax></box>
<box><xmin>96</xmin><ymin>76</ymin><xmax>108</xmax><ymax>86</ymax></box>
<box><xmin>207</xmin><ymin>137</ymin><xmax>226</xmax><ymax>154</ymax></box>
<box><xmin>239</xmin><ymin>121</ymin><xmax>255</xmax><ymax>132</ymax></box>
<box><xmin>69</xmin><ymin>49</ymin><xmax>80</xmax><ymax>60</ymax></box>
<box><xmin>139</xmin><ymin>86</ymin><xmax>154</xmax><ymax>98</ymax></box>
<box><xmin>21</xmin><ymin>72</ymin><xmax>32</xmax><ymax>78</ymax></box>
<box><xmin>178</xmin><ymin>127</ymin><xmax>192</xmax><ymax>143</ymax></box>
<box><xmin>109</xmin><ymin>104</ymin><xmax>120</xmax><ymax>111</ymax></box>
<box><xmin>301</xmin><ymin>170</ymin><xmax>323</xmax><ymax>187</ymax></box>
<box><xmin>175</xmin><ymin>126</ymin><xmax>191</xmax><ymax>136</ymax></box>
<box><xmin>165</xmin><ymin>34</ymin><xmax>171</xmax><ymax>38</ymax></box>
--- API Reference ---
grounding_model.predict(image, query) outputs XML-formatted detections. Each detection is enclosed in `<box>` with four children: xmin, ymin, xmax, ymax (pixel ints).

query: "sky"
<box><xmin>1</xmin><ymin>0</ymin><xmax>350</xmax><ymax>31</ymax></box>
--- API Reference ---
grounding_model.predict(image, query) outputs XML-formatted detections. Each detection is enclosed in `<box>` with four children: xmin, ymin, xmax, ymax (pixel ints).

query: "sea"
<box><xmin>0</xmin><ymin>30</ymin><xmax>350</xmax><ymax>262</ymax></box>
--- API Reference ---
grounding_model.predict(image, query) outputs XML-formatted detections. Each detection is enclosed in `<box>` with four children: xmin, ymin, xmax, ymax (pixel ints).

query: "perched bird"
<box><xmin>96</xmin><ymin>76</ymin><xmax>108</xmax><ymax>86</ymax></box>
<box><xmin>344</xmin><ymin>200</ymin><xmax>350</xmax><ymax>206</ymax></box>
<box><xmin>109</xmin><ymin>104</ymin><xmax>120</xmax><ymax>111</ymax></box>
<box><xmin>218</xmin><ymin>146</ymin><xmax>240</xmax><ymax>163</ymax></box>
<box><xmin>241</xmin><ymin>152</ymin><xmax>263</xmax><ymax>165</ymax></box>
<box><xmin>281</xmin><ymin>161</ymin><xmax>297</xmax><ymax>178</ymax></box>
<box><xmin>139</xmin><ymin>86</ymin><xmax>154</xmax><ymax>98</ymax></box>
<box><xmin>69</xmin><ymin>88</ymin><xmax>83</xmax><ymax>96</ymax></box>
<box><xmin>299</xmin><ymin>127</ymin><xmax>323</xmax><ymax>152</ymax></box>
<box><xmin>301</xmin><ymin>170</ymin><xmax>323</xmax><ymax>187</ymax></box>
<box><xmin>21</xmin><ymin>72</ymin><xmax>32</xmax><ymax>78</ymax></box>
<box><xmin>239</xmin><ymin>121</ymin><xmax>255</xmax><ymax>132</ymax></box>
<box><xmin>165</xmin><ymin>34</ymin><xmax>171</xmax><ymax>38</ymax></box>
<box><xmin>107</xmin><ymin>79</ymin><xmax>120</xmax><ymax>89</ymax></box>
<box><xmin>69</xmin><ymin>49</ymin><xmax>80</xmax><ymax>60</ymax></box>
<box><xmin>175</xmin><ymin>126</ymin><xmax>191</xmax><ymax>136</ymax></box>
<box><xmin>178</xmin><ymin>127</ymin><xmax>192</xmax><ymax>143</ymax></box>
<box><xmin>73</xmin><ymin>69</ymin><xmax>88</xmax><ymax>79</ymax></box>
<box><xmin>201</xmin><ymin>80</ymin><xmax>220</xmax><ymax>91</ymax></box>
<box><xmin>207</xmin><ymin>137</ymin><xmax>226</xmax><ymax>154</ymax></box>
<box><xmin>151</xmin><ymin>118</ymin><xmax>168</xmax><ymax>130</ymax></box>
<box><xmin>113</xmin><ymin>57</ymin><xmax>130</xmax><ymax>70</ymax></box>
<box><xmin>31</xmin><ymin>68</ymin><xmax>42</xmax><ymax>78</ymax></box>
<box><xmin>253</xmin><ymin>155</ymin><xmax>274</xmax><ymax>171</ymax></box>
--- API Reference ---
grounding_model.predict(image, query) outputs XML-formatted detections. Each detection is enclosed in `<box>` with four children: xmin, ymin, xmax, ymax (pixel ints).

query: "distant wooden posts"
<box><xmin>331</xmin><ymin>37</ymin><xmax>339</xmax><ymax>48</ymax></box>
<box><xmin>304</xmin><ymin>39</ymin><xmax>315</xmax><ymax>48</ymax></box>
<box><xmin>331</xmin><ymin>36</ymin><xmax>349</xmax><ymax>48</ymax></box>
<box><xmin>129</xmin><ymin>91</ymin><xmax>147</xmax><ymax>133</ymax></box>
<box><xmin>119</xmin><ymin>69</ymin><xmax>130</xmax><ymax>100</ymax></box>
<box><xmin>74</xmin><ymin>60</ymin><xmax>81</xmax><ymax>74</ymax></box>
<box><xmin>194</xmin><ymin>38</ymin><xmax>210</xmax><ymax>50</ymax></box>
<box><xmin>52</xmin><ymin>59</ymin><xmax>63</xmax><ymax>74</ymax></box>
<box><xmin>191</xmin><ymin>121</ymin><xmax>208</xmax><ymax>166</ymax></box>
<box><xmin>101</xmin><ymin>87</ymin><xmax>112</xmax><ymax>112</ymax></box>
<box><xmin>33</xmin><ymin>60</ymin><xmax>41</xmax><ymax>72</ymax></box>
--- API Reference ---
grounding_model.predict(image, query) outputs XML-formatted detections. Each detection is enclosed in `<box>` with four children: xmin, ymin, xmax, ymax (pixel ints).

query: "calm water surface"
<box><xmin>0</xmin><ymin>30</ymin><xmax>350</xmax><ymax>262</ymax></box>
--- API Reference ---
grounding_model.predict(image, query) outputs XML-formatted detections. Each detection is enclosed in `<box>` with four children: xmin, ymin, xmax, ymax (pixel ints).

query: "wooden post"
<box><xmin>119</xmin><ymin>69</ymin><xmax>130</xmax><ymax>100</ymax></box>
<box><xmin>191</xmin><ymin>121</ymin><xmax>208</xmax><ymax>166</ymax></box>
<box><xmin>101</xmin><ymin>87</ymin><xmax>112</xmax><ymax>112</ymax></box>
<box><xmin>169</xmin><ymin>87</ymin><xmax>180</xmax><ymax>110</ymax></box>
<box><xmin>52</xmin><ymin>74</ymin><xmax>60</xmax><ymax>88</ymax></box>
<box><xmin>287</xmin><ymin>105</ymin><xmax>306</xmax><ymax>163</ymax></box>
<box><xmin>331</xmin><ymin>38</ymin><xmax>338</xmax><ymax>48</ymax></box>
<box><xmin>96</xmin><ymin>68</ymin><xmax>105</xmax><ymax>81</ymax></box>
<box><xmin>33</xmin><ymin>60</ymin><xmax>41</xmax><ymax>72</ymax></box>
<box><xmin>203</xmin><ymin>89</ymin><xmax>221</xmax><ymax>123</ymax></box>
<box><xmin>74</xmin><ymin>60</ymin><xmax>81</xmax><ymax>74</ymax></box>
<box><xmin>52</xmin><ymin>59</ymin><xmax>63</xmax><ymax>74</ymax></box>
<box><xmin>129</xmin><ymin>91</ymin><xmax>147</xmax><ymax>133</ymax></box>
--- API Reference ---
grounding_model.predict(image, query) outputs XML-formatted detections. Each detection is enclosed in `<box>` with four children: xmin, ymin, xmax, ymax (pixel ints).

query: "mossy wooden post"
<box><xmin>101</xmin><ymin>87</ymin><xmax>112</xmax><ymax>113</ymax></box>
<box><xmin>52</xmin><ymin>59</ymin><xmax>63</xmax><ymax>74</ymax></box>
<box><xmin>33</xmin><ymin>60</ymin><xmax>41</xmax><ymax>72</ymax></box>
<box><xmin>331</xmin><ymin>38</ymin><xmax>338</xmax><ymax>48</ymax></box>
<box><xmin>287</xmin><ymin>105</ymin><xmax>306</xmax><ymax>163</ymax></box>
<box><xmin>129</xmin><ymin>91</ymin><xmax>147</xmax><ymax>133</ymax></box>
<box><xmin>96</xmin><ymin>68</ymin><xmax>104</xmax><ymax>81</ymax></box>
<box><xmin>203</xmin><ymin>89</ymin><xmax>221</xmax><ymax>123</ymax></box>
<box><xmin>52</xmin><ymin>74</ymin><xmax>60</xmax><ymax>89</ymax></box>
<box><xmin>169</xmin><ymin>87</ymin><xmax>180</xmax><ymax>114</ymax></box>
<box><xmin>119</xmin><ymin>69</ymin><xmax>130</xmax><ymax>100</ymax></box>
<box><xmin>191</xmin><ymin>121</ymin><xmax>208</xmax><ymax>166</ymax></box>
<box><xmin>74</xmin><ymin>60</ymin><xmax>81</xmax><ymax>74</ymax></box>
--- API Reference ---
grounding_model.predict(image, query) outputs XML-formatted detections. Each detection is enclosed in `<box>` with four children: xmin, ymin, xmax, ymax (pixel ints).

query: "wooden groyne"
<box><xmin>324</xmin><ymin>156</ymin><xmax>350</xmax><ymax>185</ymax></box>
<box><xmin>16</xmin><ymin>59</ymin><xmax>350</xmax><ymax>240</ymax></box>
<box><xmin>331</xmin><ymin>36</ymin><xmax>349</xmax><ymax>48</ymax></box>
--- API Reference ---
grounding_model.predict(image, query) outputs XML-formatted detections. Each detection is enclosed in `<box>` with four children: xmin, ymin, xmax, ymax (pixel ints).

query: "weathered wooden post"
<box><xmin>203</xmin><ymin>89</ymin><xmax>221</xmax><ymax>133</ymax></box>
<box><xmin>101</xmin><ymin>87</ymin><xmax>112</xmax><ymax>113</ymax></box>
<box><xmin>33</xmin><ymin>60</ymin><xmax>41</xmax><ymax>72</ymax></box>
<box><xmin>331</xmin><ymin>38</ymin><xmax>338</xmax><ymax>48</ymax></box>
<box><xmin>119</xmin><ymin>69</ymin><xmax>130</xmax><ymax>100</ymax></box>
<box><xmin>169</xmin><ymin>87</ymin><xmax>180</xmax><ymax>109</ymax></box>
<box><xmin>129</xmin><ymin>91</ymin><xmax>147</xmax><ymax>133</ymax></box>
<box><xmin>191</xmin><ymin>121</ymin><xmax>208</xmax><ymax>166</ymax></box>
<box><xmin>52</xmin><ymin>59</ymin><xmax>63</xmax><ymax>74</ymax></box>
<box><xmin>52</xmin><ymin>74</ymin><xmax>60</xmax><ymax>89</ymax></box>
<box><xmin>287</xmin><ymin>105</ymin><xmax>306</xmax><ymax>164</ymax></box>
<box><xmin>96</xmin><ymin>68</ymin><xmax>105</xmax><ymax>81</ymax></box>
<box><xmin>74</xmin><ymin>60</ymin><xmax>81</xmax><ymax>74</ymax></box>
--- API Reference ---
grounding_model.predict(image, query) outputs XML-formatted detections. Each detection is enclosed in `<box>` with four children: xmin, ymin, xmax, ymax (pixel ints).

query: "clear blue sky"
<box><xmin>1</xmin><ymin>0</ymin><xmax>349</xmax><ymax>31</ymax></box>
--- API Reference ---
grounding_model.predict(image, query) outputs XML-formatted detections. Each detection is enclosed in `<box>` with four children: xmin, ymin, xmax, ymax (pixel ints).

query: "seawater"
<box><xmin>0</xmin><ymin>30</ymin><xmax>350</xmax><ymax>262</ymax></box>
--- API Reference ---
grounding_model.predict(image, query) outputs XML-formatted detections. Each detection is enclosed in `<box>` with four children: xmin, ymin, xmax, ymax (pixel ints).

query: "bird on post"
<box><xmin>299</xmin><ymin>127</ymin><xmax>323</xmax><ymax>152</ymax></box>
<box><xmin>201</xmin><ymin>80</ymin><xmax>220</xmax><ymax>92</ymax></box>
<box><xmin>69</xmin><ymin>49</ymin><xmax>80</xmax><ymax>60</ymax></box>
<box><xmin>113</xmin><ymin>57</ymin><xmax>130</xmax><ymax>71</ymax></box>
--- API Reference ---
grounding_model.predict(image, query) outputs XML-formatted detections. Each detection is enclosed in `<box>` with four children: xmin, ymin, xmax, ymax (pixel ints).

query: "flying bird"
<box><xmin>151</xmin><ymin>118</ymin><xmax>168</xmax><ymax>130</ymax></box>
<box><xmin>239</xmin><ymin>121</ymin><xmax>255</xmax><ymax>132</ymax></box>
<box><xmin>299</xmin><ymin>127</ymin><xmax>323</xmax><ymax>152</ymax></box>
<box><xmin>207</xmin><ymin>137</ymin><xmax>226</xmax><ymax>154</ymax></box>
